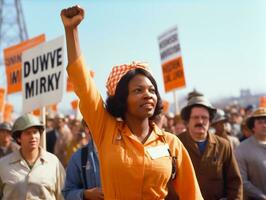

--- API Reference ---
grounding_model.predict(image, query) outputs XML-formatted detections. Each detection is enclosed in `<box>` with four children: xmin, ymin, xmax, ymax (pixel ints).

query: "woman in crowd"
<box><xmin>61</xmin><ymin>5</ymin><xmax>202</xmax><ymax>200</ymax></box>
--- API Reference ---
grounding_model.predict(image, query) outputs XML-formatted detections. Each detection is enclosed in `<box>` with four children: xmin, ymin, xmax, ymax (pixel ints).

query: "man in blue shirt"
<box><xmin>62</xmin><ymin>120</ymin><xmax>103</xmax><ymax>200</ymax></box>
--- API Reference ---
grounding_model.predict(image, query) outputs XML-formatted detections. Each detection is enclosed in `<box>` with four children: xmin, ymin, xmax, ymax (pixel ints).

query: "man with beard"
<box><xmin>235</xmin><ymin>107</ymin><xmax>266</xmax><ymax>199</ymax></box>
<box><xmin>178</xmin><ymin>95</ymin><xmax>242</xmax><ymax>200</ymax></box>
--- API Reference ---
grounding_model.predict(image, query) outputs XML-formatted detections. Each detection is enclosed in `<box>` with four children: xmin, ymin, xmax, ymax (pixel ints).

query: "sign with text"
<box><xmin>4</xmin><ymin>34</ymin><xmax>45</xmax><ymax>94</ymax></box>
<box><xmin>158</xmin><ymin>26</ymin><xmax>186</xmax><ymax>92</ymax></box>
<box><xmin>22</xmin><ymin>36</ymin><xmax>65</xmax><ymax>113</ymax></box>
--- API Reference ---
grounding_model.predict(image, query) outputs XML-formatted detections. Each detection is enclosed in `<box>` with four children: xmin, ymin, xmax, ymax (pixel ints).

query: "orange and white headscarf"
<box><xmin>106</xmin><ymin>61</ymin><xmax>151</xmax><ymax>96</ymax></box>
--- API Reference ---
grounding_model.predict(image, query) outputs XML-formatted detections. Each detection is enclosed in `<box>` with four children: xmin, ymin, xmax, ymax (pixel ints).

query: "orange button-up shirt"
<box><xmin>67</xmin><ymin>56</ymin><xmax>203</xmax><ymax>200</ymax></box>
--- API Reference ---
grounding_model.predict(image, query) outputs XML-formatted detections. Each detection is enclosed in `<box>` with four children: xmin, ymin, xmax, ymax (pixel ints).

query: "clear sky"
<box><xmin>1</xmin><ymin>0</ymin><xmax>266</xmax><ymax>114</ymax></box>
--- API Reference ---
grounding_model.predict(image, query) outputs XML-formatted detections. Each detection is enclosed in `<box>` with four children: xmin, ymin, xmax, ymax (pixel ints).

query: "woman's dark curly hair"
<box><xmin>105</xmin><ymin>68</ymin><xmax>163</xmax><ymax>120</ymax></box>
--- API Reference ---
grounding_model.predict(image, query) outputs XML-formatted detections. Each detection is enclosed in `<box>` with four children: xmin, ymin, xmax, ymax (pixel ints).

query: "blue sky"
<box><xmin>1</xmin><ymin>0</ymin><xmax>266</xmax><ymax>114</ymax></box>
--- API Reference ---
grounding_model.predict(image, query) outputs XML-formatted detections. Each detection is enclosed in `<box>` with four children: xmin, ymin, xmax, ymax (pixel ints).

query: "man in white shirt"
<box><xmin>0</xmin><ymin>113</ymin><xmax>65</xmax><ymax>200</ymax></box>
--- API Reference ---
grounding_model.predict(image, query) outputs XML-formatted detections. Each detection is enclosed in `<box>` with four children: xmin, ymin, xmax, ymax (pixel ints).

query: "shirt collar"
<box><xmin>9</xmin><ymin>147</ymin><xmax>48</xmax><ymax>164</ymax></box>
<box><xmin>118</xmin><ymin>121</ymin><xmax>165</xmax><ymax>136</ymax></box>
<box><xmin>186</xmin><ymin>131</ymin><xmax>216</xmax><ymax>144</ymax></box>
<box><xmin>208</xmin><ymin>132</ymin><xmax>217</xmax><ymax>144</ymax></box>
<box><xmin>9</xmin><ymin>148</ymin><xmax>21</xmax><ymax>164</ymax></box>
<box><xmin>38</xmin><ymin>147</ymin><xmax>49</xmax><ymax>163</ymax></box>
<box><xmin>152</xmin><ymin>122</ymin><xmax>165</xmax><ymax>136</ymax></box>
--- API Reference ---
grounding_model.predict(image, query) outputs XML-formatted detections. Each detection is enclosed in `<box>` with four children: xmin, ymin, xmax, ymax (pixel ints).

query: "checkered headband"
<box><xmin>106</xmin><ymin>61</ymin><xmax>150</xmax><ymax>96</ymax></box>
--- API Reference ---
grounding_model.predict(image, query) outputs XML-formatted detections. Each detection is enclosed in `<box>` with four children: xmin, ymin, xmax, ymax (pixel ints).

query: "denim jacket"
<box><xmin>62</xmin><ymin>139</ymin><xmax>101</xmax><ymax>200</ymax></box>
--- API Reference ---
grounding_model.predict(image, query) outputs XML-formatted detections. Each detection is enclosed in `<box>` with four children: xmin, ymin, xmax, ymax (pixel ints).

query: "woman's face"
<box><xmin>126</xmin><ymin>74</ymin><xmax>157</xmax><ymax>120</ymax></box>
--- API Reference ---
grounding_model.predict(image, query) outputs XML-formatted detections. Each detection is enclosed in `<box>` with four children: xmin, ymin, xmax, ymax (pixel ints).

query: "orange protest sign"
<box><xmin>4</xmin><ymin>34</ymin><xmax>45</xmax><ymax>94</ymax></box>
<box><xmin>71</xmin><ymin>99</ymin><xmax>79</xmax><ymax>110</ymax></box>
<box><xmin>3</xmin><ymin>103</ymin><xmax>13</xmax><ymax>122</ymax></box>
<box><xmin>162</xmin><ymin>100</ymin><xmax>170</xmax><ymax>113</ymax></box>
<box><xmin>49</xmin><ymin>104</ymin><xmax>57</xmax><ymax>112</ymax></box>
<box><xmin>259</xmin><ymin>96</ymin><xmax>266</xmax><ymax>107</ymax></box>
<box><xmin>32</xmin><ymin>108</ymin><xmax>41</xmax><ymax>116</ymax></box>
<box><xmin>162</xmin><ymin>57</ymin><xmax>186</xmax><ymax>92</ymax></box>
<box><xmin>0</xmin><ymin>88</ymin><xmax>5</xmax><ymax>112</ymax></box>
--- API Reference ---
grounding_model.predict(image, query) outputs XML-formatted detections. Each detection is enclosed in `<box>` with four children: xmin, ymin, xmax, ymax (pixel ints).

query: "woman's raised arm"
<box><xmin>60</xmin><ymin>5</ymin><xmax>84</xmax><ymax>64</ymax></box>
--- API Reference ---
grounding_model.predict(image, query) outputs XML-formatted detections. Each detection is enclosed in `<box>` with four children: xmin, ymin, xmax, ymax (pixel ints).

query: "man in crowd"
<box><xmin>211</xmin><ymin>109</ymin><xmax>240</xmax><ymax>149</ymax></box>
<box><xmin>46</xmin><ymin>113</ymin><xmax>68</xmax><ymax>153</ymax></box>
<box><xmin>0</xmin><ymin>122</ymin><xmax>19</xmax><ymax>158</ymax></box>
<box><xmin>0</xmin><ymin>113</ymin><xmax>65</xmax><ymax>199</ymax></box>
<box><xmin>46</xmin><ymin>113</ymin><xmax>72</xmax><ymax>167</ymax></box>
<box><xmin>178</xmin><ymin>95</ymin><xmax>242</xmax><ymax>200</ymax></box>
<box><xmin>239</xmin><ymin>120</ymin><xmax>252</xmax><ymax>142</ymax></box>
<box><xmin>235</xmin><ymin>107</ymin><xmax>266</xmax><ymax>199</ymax></box>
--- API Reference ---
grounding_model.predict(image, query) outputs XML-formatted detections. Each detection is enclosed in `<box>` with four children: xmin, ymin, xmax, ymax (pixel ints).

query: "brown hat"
<box><xmin>181</xmin><ymin>95</ymin><xmax>217</xmax><ymax>121</ymax></box>
<box><xmin>246</xmin><ymin>107</ymin><xmax>266</xmax><ymax>130</ymax></box>
<box><xmin>187</xmin><ymin>89</ymin><xmax>203</xmax><ymax>101</ymax></box>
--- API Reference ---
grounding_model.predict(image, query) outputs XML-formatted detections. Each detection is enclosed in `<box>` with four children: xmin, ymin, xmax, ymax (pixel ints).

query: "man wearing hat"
<box><xmin>0</xmin><ymin>113</ymin><xmax>65</xmax><ymax>200</ymax></box>
<box><xmin>235</xmin><ymin>107</ymin><xmax>266</xmax><ymax>200</ymax></box>
<box><xmin>0</xmin><ymin>122</ymin><xmax>19</xmax><ymax>158</ymax></box>
<box><xmin>211</xmin><ymin>109</ymin><xmax>240</xmax><ymax>149</ymax></box>
<box><xmin>178</xmin><ymin>95</ymin><xmax>242</xmax><ymax>200</ymax></box>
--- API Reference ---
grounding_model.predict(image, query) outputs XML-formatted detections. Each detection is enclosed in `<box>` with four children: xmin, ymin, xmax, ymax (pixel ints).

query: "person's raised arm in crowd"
<box><xmin>61</xmin><ymin>5</ymin><xmax>83</xmax><ymax>64</ymax></box>
<box><xmin>61</xmin><ymin>5</ymin><xmax>203</xmax><ymax>200</ymax></box>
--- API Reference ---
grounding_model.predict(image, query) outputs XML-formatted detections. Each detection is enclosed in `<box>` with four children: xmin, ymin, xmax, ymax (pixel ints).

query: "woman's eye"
<box><xmin>149</xmin><ymin>88</ymin><xmax>156</xmax><ymax>93</ymax></box>
<box><xmin>134</xmin><ymin>88</ymin><xmax>141</xmax><ymax>93</ymax></box>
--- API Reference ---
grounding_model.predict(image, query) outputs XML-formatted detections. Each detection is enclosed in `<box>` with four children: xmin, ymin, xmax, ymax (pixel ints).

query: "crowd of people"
<box><xmin>0</xmin><ymin>4</ymin><xmax>265</xmax><ymax>200</ymax></box>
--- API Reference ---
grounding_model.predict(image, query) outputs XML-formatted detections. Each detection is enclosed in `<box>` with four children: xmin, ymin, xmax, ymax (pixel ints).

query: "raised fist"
<box><xmin>60</xmin><ymin>5</ymin><xmax>85</xmax><ymax>29</ymax></box>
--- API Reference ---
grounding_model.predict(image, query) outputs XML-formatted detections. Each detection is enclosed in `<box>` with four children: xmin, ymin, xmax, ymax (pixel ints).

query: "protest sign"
<box><xmin>4</xmin><ymin>34</ymin><xmax>45</xmax><ymax>94</ymax></box>
<box><xmin>158</xmin><ymin>26</ymin><xmax>186</xmax><ymax>92</ymax></box>
<box><xmin>22</xmin><ymin>36</ymin><xmax>64</xmax><ymax>113</ymax></box>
